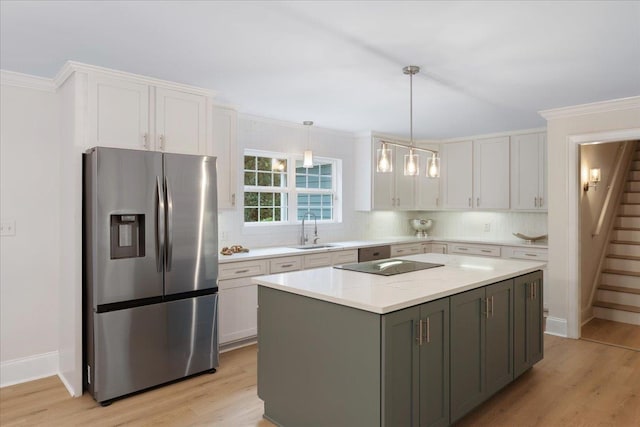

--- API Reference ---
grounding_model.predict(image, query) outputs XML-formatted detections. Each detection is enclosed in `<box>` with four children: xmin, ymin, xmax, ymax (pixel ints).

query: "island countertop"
<box><xmin>252</xmin><ymin>253</ymin><xmax>546</xmax><ymax>314</ymax></box>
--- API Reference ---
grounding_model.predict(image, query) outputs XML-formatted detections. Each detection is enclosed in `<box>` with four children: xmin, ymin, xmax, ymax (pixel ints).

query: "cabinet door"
<box><xmin>485</xmin><ymin>279</ymin><xmax>514</xmax><ymax>396</ymax></box>
<box><xmin>218</xmin><ymin>278</ymin><xmax>257</xmax><ymax>344</ymax></box>
<box><xmin>395</xmin><ymin>145</ymin><xmax>416</xmax><ymax>210</ymax></box>
<box><xmin>416</xmin><ymin>170</ymin><xmax>440</xmax><ymax>209</ymax></box>
<box><xmin>383</xmin><ymin>306</ymin><xmax>420</xmax><ymax>427</ymax></box>
<box><xmin>511</xmin><ymin>133</ymin><xmax>545</xmax><ymax>210</ymax></box>
<box><xmin>155</xmin><ymin>87</ymin><xmax>206</xmax><ymax>155</ymax></box>
<box><xmin>514</xmin><ymin>271</ymin><xmax>544</xmax><ymax>378</ymax></box>
<box><xmin>419</xmin><ymin>299</ymin><xmax>450</xmax><ymax>427</ymax></box>
<box><xmin>211</xmin><ymin>106</ymin><xmax>238</xmax><ymax>209</ymax></box>
<box><xmin>473</xmin><ymin>137</ymin><xmax>510</xmax><ymax>209</ymax></box>
<box><xmin>88</xmin><ymin>73</ymin><xmax>150</xmax><ymax>150</ymax></box>
<box><xmin>450</xmin><ymin>287</ymin><xmax>485</xmax><ymax>422</ymax></box>
<box><xmin>442</xmin><ymin>141</ymin><xmax>473</xmax><ymax>209</ymax></box>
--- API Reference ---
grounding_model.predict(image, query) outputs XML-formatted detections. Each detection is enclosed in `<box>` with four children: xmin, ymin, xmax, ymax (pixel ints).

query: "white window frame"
<box><xmin>243</xmin><ymin>149</ymin><xmax>342</xmax><ymax>226</ymax></box>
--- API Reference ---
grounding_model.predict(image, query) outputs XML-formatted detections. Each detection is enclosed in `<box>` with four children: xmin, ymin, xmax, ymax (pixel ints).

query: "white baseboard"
<box><xmin>545</xmin><ymin>316</ymin><xmax>568</xmax><ymax>337</ymax></box>
<box><xmin>57</xmin><ymin>370</ymin><xmax>79</xmax><ymax>397</ymax></box>
<box><xmin>0</xmin><ymin>351</ymin><xmax>59</xmax><ymax>388</ymax></box>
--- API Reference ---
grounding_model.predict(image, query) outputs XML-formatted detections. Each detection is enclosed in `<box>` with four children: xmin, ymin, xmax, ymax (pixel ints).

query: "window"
<box><xmin>243</xmin><ymin>150</ymin><xmax>340</xmax><ymax>225</ymax></box>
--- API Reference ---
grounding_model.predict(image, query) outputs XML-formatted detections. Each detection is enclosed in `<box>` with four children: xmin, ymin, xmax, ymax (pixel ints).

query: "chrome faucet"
<box><xmin>300</xmin><ymin>211</ymin><xmax>319</xmax><ymax>245</ymax></box>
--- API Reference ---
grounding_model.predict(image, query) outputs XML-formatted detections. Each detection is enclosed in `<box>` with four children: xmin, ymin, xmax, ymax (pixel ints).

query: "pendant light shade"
<box><xmin>426</xmin><ymin>153</ymin><xmax>440</xmax><ymax>178</ymax></box>
<box><xmin>376</xmin><ymin>142</ymin><xmax>393</xmax><ymax>173</ymax></box>
<box><xmin>303</xmin><ymin>121</ymin><xmax>314</xmax><ymax>168</ymax></box>
<box><xmin>404</xmin><ymin>148</ymin><xmax>420</xmax><ymax>176</ymax></box>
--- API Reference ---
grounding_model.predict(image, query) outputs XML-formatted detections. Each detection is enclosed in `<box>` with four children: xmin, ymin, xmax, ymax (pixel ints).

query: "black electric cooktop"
<box><xmin>334</xmin><ymin>259</ymin><xmax>444</xmax><ymax>276</ymax></box>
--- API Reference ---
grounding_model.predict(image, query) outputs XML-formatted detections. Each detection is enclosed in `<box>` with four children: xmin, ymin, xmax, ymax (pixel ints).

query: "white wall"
<box><xmin>218</xmin><ymin>114</ymin><xmax>360</xmax><ymax>248</ymax></box>
<box><xmin>542</xmin><ymin>97</ymin><xmax>640</xmax><ymax>338</ymax></box>
<box><xmin>0</xmin><ymin>78</ymin><xmax>60</xmax><ymax>386</ymax></box>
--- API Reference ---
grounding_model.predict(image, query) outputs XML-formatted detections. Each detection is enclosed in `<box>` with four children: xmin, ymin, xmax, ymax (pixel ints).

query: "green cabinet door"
<box><xmin>382</xmin><ymin>298</ymin><xmax>450</xmax><ymax>427</ymax></box>
<box><xmin>450</xmin><ymin>287</ymin><xmax>486</xmax><ymax>422</ymax></box>
<box><xmin>485</xmin><ymin>280</ymin><xmax>514</xmax><ymax>396</ymax></box>
<box><xmin>419</xmin><ymin>298</ymin><xmax>450</xmax><ymax>427</ymax></box>
<box><xmin>382</xmin><ymin>305</ymin><xmax>420</xmax><ymax>426</ymax></box>
<box><xmin>514</xmin><ymin>271</ymin><xmax>544</xmax><ymax>378</ymax></box>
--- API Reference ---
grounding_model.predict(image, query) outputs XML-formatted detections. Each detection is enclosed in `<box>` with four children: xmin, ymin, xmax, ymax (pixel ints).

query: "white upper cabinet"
<box><xmin>415</xmin><ymin>144</ymin><xmax>441</xmax><ymax>210</ymax></box>
<box><xmin>393</xmin><ymin>144</ymin><xmax>416</xmax><ymax>210</ymax></box>
<box><xmin>473</xmin><ymin>136</ymin><xmax>510</xmax><ymax>209</ymax></box>
<box><xmin>211</xmin><ymin>105</ymin><xmax>238</xmax><ymax>210</ymax></box>
<box><xmin>370</xmin><ymin>139</ymin><xmax>416</xmax><ymax>210</ymax></box>
<box><xmin>88</xmin><ymin>73</ymin><xmax>150</xmax><ymax>150</ymax></box>
<box><xmin>442</xmin><ymin>140</ymin><xmax>473</xmax><ymax>209</ymax></box>
<box><xmin>87</xmin><ymin>70</ymin><xmax>210</xmax><ymax>155</ymax></box>
<box><xmin>511</xmin><ymin>133</ymin><xmax>547</xmax><ymax>210</ymax></box>
<box><xmin>442</xmin><ymin>137</ymin><xmax>510</xmax><ymax>210</ymax></box>
<box><xmin>155</xmin><ymin>87</ymin><xmax>206</xmax><ymax>155</ymax></box>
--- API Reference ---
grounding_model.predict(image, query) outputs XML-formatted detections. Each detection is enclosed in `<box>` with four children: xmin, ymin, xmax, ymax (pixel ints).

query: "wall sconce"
<box><xmin>583</xmin><ymin>168</ymin><xmax>601</xmax><ymax>191</ymax></box>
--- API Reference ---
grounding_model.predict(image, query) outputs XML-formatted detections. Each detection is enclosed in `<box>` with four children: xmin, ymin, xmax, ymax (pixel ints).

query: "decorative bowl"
<box><xmin>512</xmin><ymin>232</ymin><xmax>547</xmax><ymax>243</ymax></box>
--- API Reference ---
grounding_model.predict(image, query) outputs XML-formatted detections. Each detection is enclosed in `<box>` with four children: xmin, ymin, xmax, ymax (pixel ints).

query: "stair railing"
<box><xmin>587</xmin><ymin>140</ymin><xmax>638</xmax><ymax>317</ymax></box>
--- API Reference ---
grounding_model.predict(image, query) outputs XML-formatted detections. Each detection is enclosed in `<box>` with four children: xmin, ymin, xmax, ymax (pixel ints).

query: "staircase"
<box><xmin>593</xmin><ymin>144</ymin><xmax>640</xmax><ymax>325</ymax></box>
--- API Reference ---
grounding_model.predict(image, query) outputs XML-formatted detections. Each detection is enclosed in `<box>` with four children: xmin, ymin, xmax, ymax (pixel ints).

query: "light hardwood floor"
<box><xmin>581</xmin><ymin>318</ymin><xmax>640</xmax><ymax>350</ymax></box>
<box><xmin>1</xmin><ymin>335</ymin><xmax>639</xmax><ymax>426</ymax></box>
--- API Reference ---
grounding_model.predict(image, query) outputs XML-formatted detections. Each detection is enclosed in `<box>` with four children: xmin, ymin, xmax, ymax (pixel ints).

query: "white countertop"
<box><xmin>218</xmin><ymin>236</ymin><xmax>547</xmax><ymax>263</ymax></box>
<box><xmin>253</xmin><ymin>253</ymin><xmax>546</xmax><ymax>314</ymax></box>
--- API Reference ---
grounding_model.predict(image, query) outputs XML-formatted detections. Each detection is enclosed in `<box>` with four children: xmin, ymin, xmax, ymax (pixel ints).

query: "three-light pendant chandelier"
<box><xmin>376</xmin><ymin>65</ymin><xmax>440</xmax><ymax>178</ymax></box>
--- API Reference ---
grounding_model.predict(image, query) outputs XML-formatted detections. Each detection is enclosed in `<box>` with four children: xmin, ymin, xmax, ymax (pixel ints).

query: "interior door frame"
<box><xmin>566</xmin><ymin>128</ymin><xmax>640</xmax><ymax>338</ymax></box>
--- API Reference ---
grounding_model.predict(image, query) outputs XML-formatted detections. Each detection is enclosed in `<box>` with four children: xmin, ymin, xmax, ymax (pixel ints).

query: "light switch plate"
<box><xmin>0</xmin><ymin>220</ymin><xmax>16</xmax><ymax>236</ymax></box>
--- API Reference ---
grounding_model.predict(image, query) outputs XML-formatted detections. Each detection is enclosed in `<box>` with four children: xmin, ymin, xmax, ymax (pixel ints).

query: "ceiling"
<box><xmin>1</xmin><ymin>1</ymin><xmax>639</xmax><ymax>139</ymax></box>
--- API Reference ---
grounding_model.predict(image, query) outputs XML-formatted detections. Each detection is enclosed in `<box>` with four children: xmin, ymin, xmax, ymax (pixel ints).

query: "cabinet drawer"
<box><xmin>430</xmin><ymin>243</ymin><xmax>448</xmax><ymax>254</ymax></box>
<box><xmin>504</xmin><ymin>247</ymin><xmax>548</xmax><ymax>261</ymax></box>
<box><xmin>270</xmin><ymin>256</ymin><xmax>302</xmax><ymax>273</ymax></box>
<box><xmin>331</xmin><ymin>249</ymin><xmax>358</xmax><ymax>265</ymax></box>
<box><xmin>219</xmin><ymin>259</ymin><xmax>269</xmax><ymax>280</ymax></box>
<box><xmin>303</xmin><ymin>253</ymin><xmax>332</xmax><ymax>269</ymax></box>
<box><xmin>450</xmin><ymin>244</ymin><xmax>501</xmax><ymax>257</ymax></box>
<box><xmin>391</xmin><ymin>243</ymin><xmax>424</xmax><ymax>257</ymax></box>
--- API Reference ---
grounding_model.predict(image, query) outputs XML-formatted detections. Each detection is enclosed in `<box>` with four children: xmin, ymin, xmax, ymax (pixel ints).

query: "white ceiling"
<box><xmin>1</xmin><ymin>1</ymin><xmax>639</xmax><ymax>139</ymax></box>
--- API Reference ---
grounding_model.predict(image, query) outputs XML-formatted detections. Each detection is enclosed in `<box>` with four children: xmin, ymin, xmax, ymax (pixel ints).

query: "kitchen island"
<box><xmin>254</xmin><ymin>253</ymin><xmax>545</xmax><ymax>427</ymax></box>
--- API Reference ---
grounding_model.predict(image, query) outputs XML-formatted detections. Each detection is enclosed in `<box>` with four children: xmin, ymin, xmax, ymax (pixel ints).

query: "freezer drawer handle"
<box><xmin>156</xmin><ymin>176</ymin><xmax>165</xmax><ymax>273</ymax></box>
<box><xmin>165</xmin><ymin>176</ymin><xmax>174</xmax><ymax>272</ymax></box>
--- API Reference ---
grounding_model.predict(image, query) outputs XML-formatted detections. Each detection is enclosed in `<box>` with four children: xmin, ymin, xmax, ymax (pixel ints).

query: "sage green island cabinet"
<box><xmin>514</xmin><ymin>271</ymin><xmax>544</xmax><ymax>378</ymax></box>
<box><xmin>450</xmin><ymin>280</ymin><xmax>514</xmax><ymax>423</ymax></box>
<box><xmin>383</xmin><ymin>298</ymin><xmax>450</xmax><ymax>427</ymax></box>
<box><xmin>255</xmin><ymin>254</ymin><xmax>545</xmax><ymax>427</ymax></box>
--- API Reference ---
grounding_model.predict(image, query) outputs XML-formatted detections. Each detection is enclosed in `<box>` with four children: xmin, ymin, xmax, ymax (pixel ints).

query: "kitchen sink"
<box><xmin>288</xmin><ymin>244</ymin><xmax>335</xmax><ymax>250</ymax></box>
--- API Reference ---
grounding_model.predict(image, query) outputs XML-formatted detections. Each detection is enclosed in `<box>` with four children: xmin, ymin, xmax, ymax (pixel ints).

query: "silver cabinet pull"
<box><xmin>481</xmin><ymin>249</ymin><xmax>491</xmax><ymax>253</ymax></box>
<box><xmin>231</xmin><ymin>193</ymin><xmax>236</xmax><ymax>206</ymax></box>
<box><xmin>525</xmin><ymin>253</ymin><xmax>537</xmax><ymax>257</ymax></box>
<box><xmin>280</xmin><ymin>263</ymin><xmax>294</xmax><ymax>268</ymax></box>
<box><xmin>491</xmin><ymin>296</ymin><xmax>494</xmax><ymax>318</ymax></box>
<box><xmin>159</xmin><ymin>134</ymin><xmax>165</xmax><ymax>151</ymax></box>
<box><xmin>485</xmin><ymin>298</ymin><xmax>490</xmax><ymax>318</ymax></box>
<box><xmin>458</xmin><ymin>247</ymin><xmax>468</xmax><ymax>251</ymax></box>
<box><xmin>539</xmin><ymin>197</ymin><xmax>543</xmax><ymax>207</ymax></box>
<box><xmin>235</xmin><ymin>269</ymin><xmax>249</xmax><ymax>274</ymax></box>
<box><xmin>426</xmin><ymin>317</ymin><xmax>430</xmax><ymax>343</ymax></box>
<box><xmin>397</xmin><ymin>198</ymin><xmax>400</xmax><ymax>206</ymax></box>
<box><xmin>477</xmin><ymin>197</ymin><xmax>480</xmax><ymax>207</ymax></box>
<box><xmin>416</xmin><ymin>320</ymin><xmax>423</xmax><ymax>346</ymax></box>
<box><xmin>533</xmin><ymin>282</ymin><xmax>537</xmax><ymax>300</ymax></box>
<box><xmin>143</xmin><ymin>133</ymin><xmax>149</xmax><ymax>149</ymax></box>
<box><xmin>436</xmin><ymin>197</ymin><xmax>439</xmax><ymax>206</ymax></box>
<box><xmin>468</xmin><ymin>197</ymin><xmax>472</xmax><ymax>207</ymax></box>
<box><xmin>534</xmin><ymin>197</ymin><xmax>538</xmax><ymax>207</ymax></box>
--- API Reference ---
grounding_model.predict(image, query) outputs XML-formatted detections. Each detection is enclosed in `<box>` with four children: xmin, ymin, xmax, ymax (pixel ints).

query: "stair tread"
<box><xmin>617</xmin><ymin>215</ymin><xmax>640</xmax><ymax>218</ymax></box>
<box><xmin>607</xmin><ymin>254</ymin><xmax>640</xmax><ymax>261</ymax></box>
<box><xmin>610</xmin><ymin>240</ymin><xmax>640</xmax><ymax>246</ymax></box>
<box><xmin>598</xmin><ymin>285</ymin><xmax>640</xmax><ymax>295</ymax></box>
<box><xmin>593</xmin><ymin>301</ymin><xmax>640</xmax><ymax>313</ymax></box>
<box><xmin>613</xmin><ymin>227</ymin><xmax>640</xmax><ymax>231</ymax></box>
<box><xmin>602</xmin><ymin>269</ymin><xmax>640</xmax><ymax>277</ymax></box>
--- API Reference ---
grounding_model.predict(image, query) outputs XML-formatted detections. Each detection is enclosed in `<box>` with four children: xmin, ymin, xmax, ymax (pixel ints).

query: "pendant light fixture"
<box><xmin>303</xmin><ymin>120</ymin><xmax>314</xmax><ymax>168</ymax></box>
<box><xmin>403</xmin><ymin>65</ymin><xmax>420</xmax><ymax>176</ymax></box>
<box><xmin>375</xmin><ymin>65</ymin><xmax>441</xmax><ymax>178</ymax></box>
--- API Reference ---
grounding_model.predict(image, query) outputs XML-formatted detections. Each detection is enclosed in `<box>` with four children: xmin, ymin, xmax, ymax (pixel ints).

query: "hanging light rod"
<box><xmin>378</xmin><ymin>140</ymin><xmax>439</xmax><ymax>156</ymax></box>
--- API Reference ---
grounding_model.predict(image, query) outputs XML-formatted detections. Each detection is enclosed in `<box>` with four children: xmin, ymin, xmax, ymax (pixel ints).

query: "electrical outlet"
<box><xmin>0</xmin><ymin>220</ymin><xmax>16</xmax><ymax>237</ymax></box>
<box><xmin>483</xmin><ymin>223</ymin><xmax>491</xmax><ymax>232</ymax></box>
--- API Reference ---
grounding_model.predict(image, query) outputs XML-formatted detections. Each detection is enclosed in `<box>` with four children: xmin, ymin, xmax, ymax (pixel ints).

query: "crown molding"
<box><xmin>0</xmin><ymin>70</ymin><xmax>55</xmax><ymax>92</ymax></box>
<box><xmin>539</xmin><ymin>96</ymin><xmax>640</xmax><ymax>120</ymax></box>
<box><xmin>53</xmin><ymin>61</ymin><xmax>217</xmax><ymax>97</ymax></box>
<box><xmin>439</xmin><ymin>127</ymin><xmax>547</xmax><ymax>144</ymax></box>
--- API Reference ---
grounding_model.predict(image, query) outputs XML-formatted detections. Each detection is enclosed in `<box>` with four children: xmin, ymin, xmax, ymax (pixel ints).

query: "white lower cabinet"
<box><xmin>391</xmin><ymin>242</ymin><xmax>424</xmax><ymax>257</ymax></box>
<box><xmin>502</xmin><ymin>246</ymin><xmax>549</xmax><ymax>310</ymax></box>
<box><xmin>430</xmin><ymin>243</ymin><xmax>448</xmax><ymax>254</ymax></box>
<box><xmin>331</xmin><ymin>249</ymin><xmax>358</xmax><ymax>265</ymax></box>
<box><xmin>449</xmin><ymin>243</ymin><xmax>501</xmax><ymax>257</ymax></box>
<box><xmin>304</xmin><ymin>253</ymin><xmax>333</xmax><ymax>269</ymax></box>
<box><xmin>218</xmin><ymin>278</ymin><xmax>258</xmax><ymax>345</ymax></box>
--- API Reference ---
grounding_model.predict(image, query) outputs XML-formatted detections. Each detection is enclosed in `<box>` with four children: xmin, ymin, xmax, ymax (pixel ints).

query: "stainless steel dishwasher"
<box><xmin>358</xmin><ymin>245</ymin><xmax>391</xmax><ymax>262</ymax></box>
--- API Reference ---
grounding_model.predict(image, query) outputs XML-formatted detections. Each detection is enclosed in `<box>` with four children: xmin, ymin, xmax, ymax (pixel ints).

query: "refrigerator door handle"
<box><xmin>156</xmin><ymin>176</ymin><xmax>165</xmax><ymax>273</ymax></box>
<box><xmin>165</xmin><ymin>176</ymin><xmax>174</xmax><ymax>272</ymax></box>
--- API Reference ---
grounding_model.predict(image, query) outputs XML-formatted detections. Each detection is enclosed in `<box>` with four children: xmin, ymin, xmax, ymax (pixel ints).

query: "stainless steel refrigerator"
<box><xmin>83</xmin><ymin>147</ymin><xmax>219</xmax><ymax>405</ymax></box>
